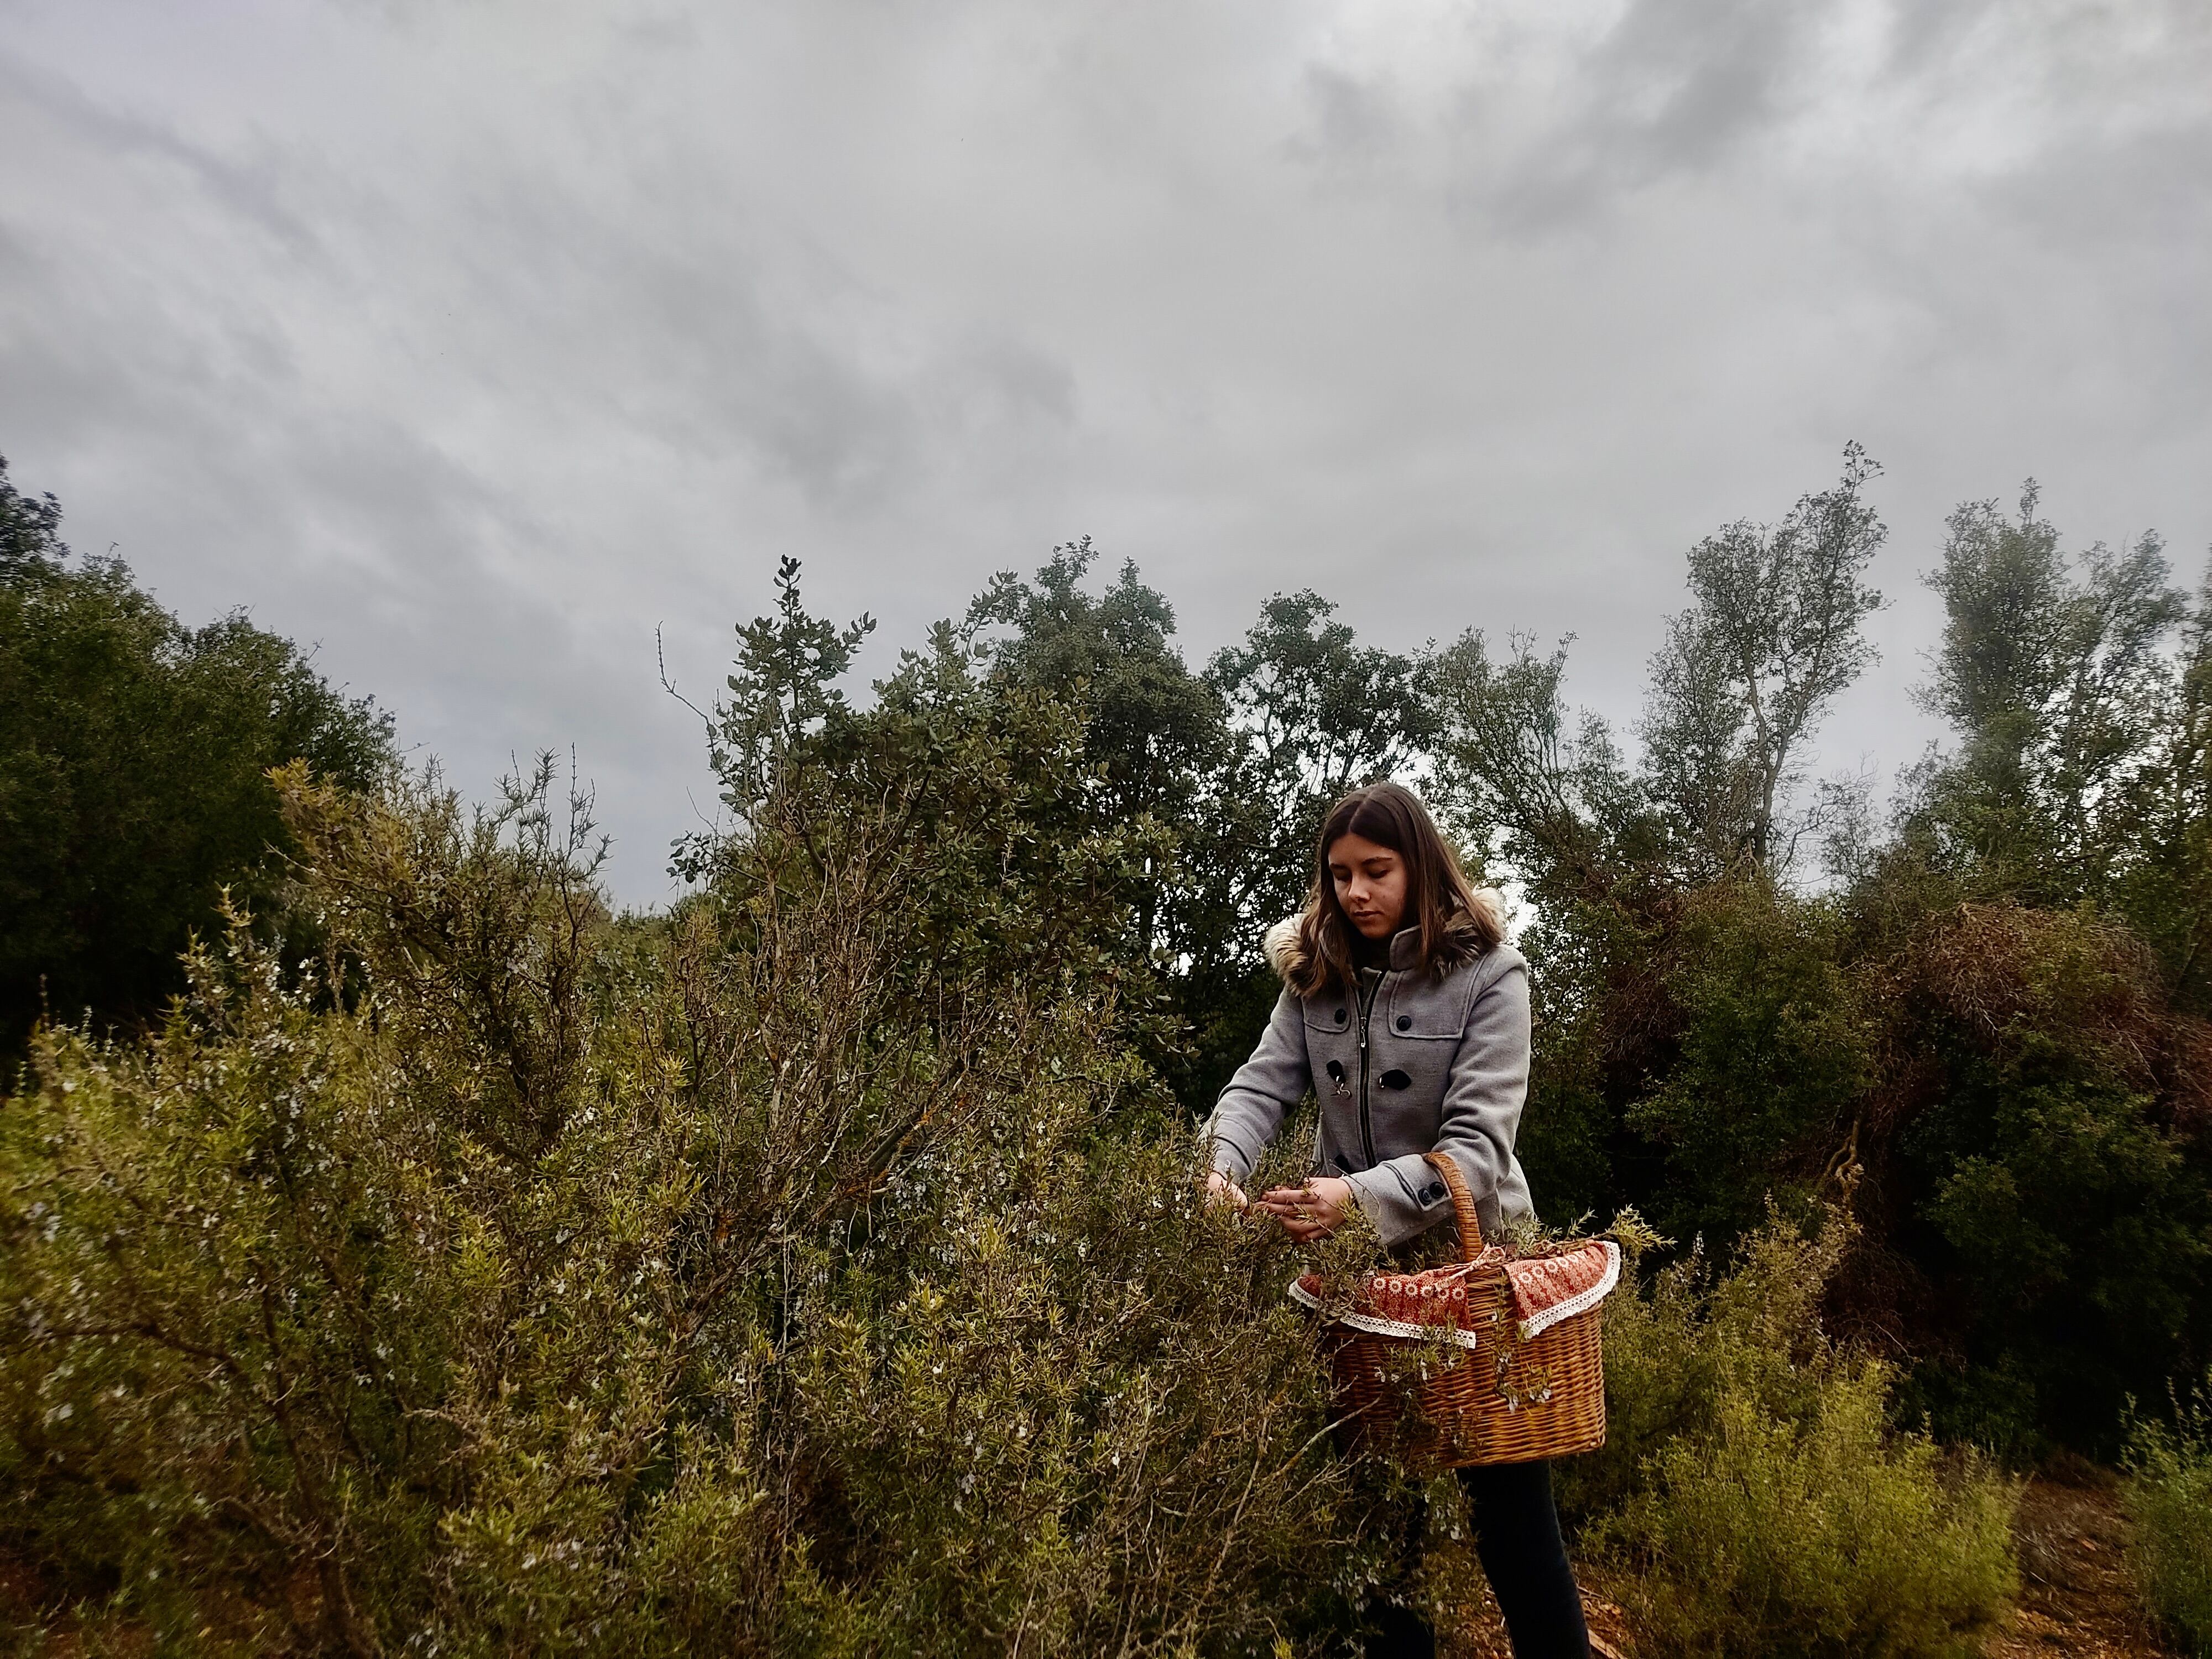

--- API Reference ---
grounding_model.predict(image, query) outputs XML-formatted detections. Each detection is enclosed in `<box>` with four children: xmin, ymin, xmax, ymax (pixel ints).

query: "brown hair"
<box><xmin>1281</xmin><ymin>781</ymin><xmax>1501</xmax><ymax>997</ymax></box>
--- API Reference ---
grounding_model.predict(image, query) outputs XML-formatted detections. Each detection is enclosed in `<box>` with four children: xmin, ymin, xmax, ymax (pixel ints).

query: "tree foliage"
<box><xmin>1</xmin><ymin>576</ymin><xmax>1387</xmax><ymax>1653</ymax></box>
<box><xmin>0</xmin><ymin>458</ymin><xmax>393</xmax><ymax>1065</ymax></box>
<box><xmin>1423</xmin><ymin>450</ymin><xmax>2211</xmax><ymax>1452</ymax></box>
<box><xmin>1642</xmin><ymin>444</ymin><xmax>1887</xmax><ymax>877</ymax></box>
<box><xmin>1908</xmin><ymin>484</ymin><xmax>2184</xmax><ymax>906</ymax></box>
<box><xmin>7</xmin><ymin>444</ymin><xmax>2212</xmax><ymax>1649</ymax></box>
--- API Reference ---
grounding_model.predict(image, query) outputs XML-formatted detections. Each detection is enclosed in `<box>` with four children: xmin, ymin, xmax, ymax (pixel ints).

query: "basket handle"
<box><xmin>1423</xmin><ymin>1150</ymin><xmax>1485</xmax><ymax>1261</ymax></box>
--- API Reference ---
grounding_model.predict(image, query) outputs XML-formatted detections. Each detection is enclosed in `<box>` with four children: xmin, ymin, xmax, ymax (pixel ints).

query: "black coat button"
<box><xmin>1380</xmin><ymin>1068</ymin><xmax>1411</xmax><ymax>1090</ymax></box>
<box><xmin>1420</xmin><ymin>1183</ymin><xmax>1447</xmax><ymax>1206</ymax></box>
<box><xmin>1335</xmin><ymin>1009</ymin><xmax>1347</xmax><ymax>1024</ymax></box>
<box><xmin>1395</xmin><ymin>1014</ymin><xmax>1412</xmax><ymax>1031</ymax></box>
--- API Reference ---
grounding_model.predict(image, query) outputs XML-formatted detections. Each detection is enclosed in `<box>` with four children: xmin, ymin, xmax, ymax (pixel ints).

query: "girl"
<box><xmin>1204</xmin><ymin>781</ymin><xmax>1589</xmax><ymax>1659</ymax></box>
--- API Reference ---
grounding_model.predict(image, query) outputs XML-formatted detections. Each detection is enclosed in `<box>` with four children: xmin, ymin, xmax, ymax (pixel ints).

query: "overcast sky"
<box><xmin>4</xmin><ymin>0</ymin><xmax>2208</xmax><ymax>905</ymax></box>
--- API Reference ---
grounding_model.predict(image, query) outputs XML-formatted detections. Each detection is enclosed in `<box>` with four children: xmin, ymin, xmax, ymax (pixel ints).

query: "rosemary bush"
<box><xmin>1</xmin><ymin>722</ymin><xmax>1386</xmax><ymax>1653</ymax></box>
<box><xmin>2126</xmin><ymin>1379</ymin><xmax>2212</xmax><ymax>1656</ymax></box>
<box><xmin>1572</xmin><ymin>1213</ymin><xmax>2018</xmax><ymax>1658</ymax></box>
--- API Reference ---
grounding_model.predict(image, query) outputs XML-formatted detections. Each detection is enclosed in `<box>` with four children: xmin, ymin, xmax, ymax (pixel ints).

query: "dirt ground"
<box><xmin>1432</xmin><ymin>1567</ymin><xmax>1634</xmax><ymax>1659</ymax></box>
<box><xmin>1436</xmin><ymin>1472</ymin><xmax>2177</xmax><ymax>1659</ymax></box>
<box><xmin>1988</xmin><ymin>1470</ymin><xmax>2179</xmax><ymax>1659</ymax></box>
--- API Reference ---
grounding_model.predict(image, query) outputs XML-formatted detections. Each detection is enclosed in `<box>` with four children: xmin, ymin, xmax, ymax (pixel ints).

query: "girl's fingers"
<box><xmin>1246</xmin><ymin>1182</ymin><xmax>1344</xmax><ymax>1238</ymax></box>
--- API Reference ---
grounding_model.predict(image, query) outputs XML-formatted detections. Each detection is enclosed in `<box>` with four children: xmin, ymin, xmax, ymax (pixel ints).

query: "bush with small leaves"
<box><xmin>1</xmin><ymin>675</ymin><xmax>1395</xmax><ymax>1653</ymax></box>
<box><xmin>1565</xmin><ymin>1208</ymin><xmax>2017</xmax><ymax>1658</ymax></box>
<box><xmin>2125</xmin><ymin>1379</ymin><xmax>2212</xmax><ymax>1656</ymax></box>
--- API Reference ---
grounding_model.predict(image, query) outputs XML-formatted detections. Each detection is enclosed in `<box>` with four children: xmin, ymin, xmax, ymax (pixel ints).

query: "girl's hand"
<box><xmin>1204</xmin><ymin>1170</ymin><xmax>1249</xmax><ymax>1209</ymax></box>
<box><xmin>1256</xmin><ymin>1177</ymin><xmax>1354</xmax><ymax>1241</ymax></box>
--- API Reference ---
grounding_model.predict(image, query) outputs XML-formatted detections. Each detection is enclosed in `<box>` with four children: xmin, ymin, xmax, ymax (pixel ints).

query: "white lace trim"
<box><xmin>1285</xmin><ymin>1278</ymin><xmax>1491</xmax><ymax>1350</ymax></box>
<box><xmin>1285</xmin><ymin>1239</ymin><xmax>1621</xmax><ymax>1346</ymax></box>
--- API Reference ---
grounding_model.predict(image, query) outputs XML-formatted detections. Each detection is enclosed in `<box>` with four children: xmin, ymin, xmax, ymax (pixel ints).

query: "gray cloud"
<box><xmin>2</xmin><ymin>0</ymin><xmax>2207</xmax><ymax>903</ymax></box>
<box><xmin>1475</xmin><ymin>0</ymin><xmax>1827</xmax><ymax>227</ymax></box>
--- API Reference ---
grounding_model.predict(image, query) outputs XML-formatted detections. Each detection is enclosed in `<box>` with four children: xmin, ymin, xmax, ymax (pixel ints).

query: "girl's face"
<box><xmin>1327</xmin><ymin>832</ymin><xmax>1409</xmax><ymax>941</ymax></box>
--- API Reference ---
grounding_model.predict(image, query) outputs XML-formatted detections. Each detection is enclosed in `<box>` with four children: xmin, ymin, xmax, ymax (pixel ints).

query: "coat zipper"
<box><xmin>1356</xmin><ymin>967</ymin><xmax>1381</xmax><ymax>1167</ymax></box>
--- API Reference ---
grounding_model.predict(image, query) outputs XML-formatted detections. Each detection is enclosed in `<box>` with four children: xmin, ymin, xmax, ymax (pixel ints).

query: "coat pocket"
<box><xmin>1301</xmin><ymin>992</ymin><xmax>1355</xmax><ymax>1036</ymax></box>
<box><xmin>1381</xmin><ymin>971</ymin><xmax>1477</xmax><ymax>1041</ymax></box>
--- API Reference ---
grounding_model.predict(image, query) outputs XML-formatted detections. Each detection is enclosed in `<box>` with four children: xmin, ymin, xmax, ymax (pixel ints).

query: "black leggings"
<box><xmin>1365</xmin><ymin>1459</ymin><xmax>1589</xmax><ymax>1659</ymax></box>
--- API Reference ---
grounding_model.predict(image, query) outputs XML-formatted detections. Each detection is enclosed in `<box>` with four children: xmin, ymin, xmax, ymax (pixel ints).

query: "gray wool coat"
<box><xmin>1203</xmin><ymin>918</ymin><xmax>1537</xmax><ymax>1249</ymax></box>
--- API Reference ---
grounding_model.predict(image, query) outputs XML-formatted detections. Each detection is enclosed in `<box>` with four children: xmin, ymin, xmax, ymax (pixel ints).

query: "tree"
<box><xmin>1883</xmin><ymin>906</ymin><xmax>2212</xmax><ymax>1452</ymax></box>
<box><xmin>1641</xmin><ymin>445</ymin><xmax>1887</xmax><ymax>877</ymax></box>
<box><xmin>0</xmin><ymin>459</ymin><xmax>393</xmax><ymax>1061</ymax></box>
<box><xmin>1428</xmin><ymin>629</ymin><xmax>1655</xmax><ymax>909</ymax></box>
<box><xmin>0</xmin><ymin>452</ymin><xmax>67</xmax><ymax>576</ymax></box>
<box><xmin>1103</xmin><ymin>591</ymin><xmax>1446</xmax><ymax>1110</ymax></box>
<box><xmin>966</xmin><ymin>540</ymin><xmax>1227</xmax><ymax>963</ymax></box>
<box><xmin>1627</xmin><ymin>884</ymin><xmax>1876</xmax><ymax>1245</ymax></box>
<box><xmin>675</xmin><ymin>557</ymin><xmax>1164</xmax><ymax>1044</ymax></box>
<box><xmin>1910</xmin><ymin>485</ymin><xmax>2184</xmax><ymax>905</ymax></box>
<box><xmin>680</xmin><ymin>551</ymin><xmax>875</xmax><ymax>832</ymax></box>
<box><xmin>961</xmin><ymin>562</ymin><xmax>1445</xmax><ymax>1111</ymax></box>
<box><xmin>2110</xmin><ymin>566</ymin><xmax>2212</xmax><ymax>1008</ymax></box>
<box><xmin>1202</xmin><ymin>591</ymin><xmax>1439</xmax><ymax>942</ymax></box>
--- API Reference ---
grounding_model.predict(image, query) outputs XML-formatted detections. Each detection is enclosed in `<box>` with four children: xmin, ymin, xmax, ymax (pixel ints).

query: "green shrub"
<box><xmin>1894</xmin><ymin>904</ymin><xmax>2212</xmax><ymax>1453</ymax></box>
<box><xmin>1558</xmin><ymin>1207</ymin><xmax>1849</xmax><ymax>1524</ymax></box>
<box><xmin>1603</xmin><ymin>1368</ymin><xmax>2015</xmax><ymax>1658</ymax></box>
<box><xmin>1564</xmin><ymin>1209</ymin><xmax>2018</xmax><ymax>1657</ymax></box>
<box><xmin>1</xmin><ymin>701</ymin><xmax>1393</xmax><ymax>1651</ymax></box>
<box><xmin>1627</xmin><ymin>884</ymin><xmax>1877</xmax><ymax>1248</ymax></box>
<box><xmin>2125</xmin><ymin>1381</ymin><xmax>2212</xmax><ymax>1656</ymax></box>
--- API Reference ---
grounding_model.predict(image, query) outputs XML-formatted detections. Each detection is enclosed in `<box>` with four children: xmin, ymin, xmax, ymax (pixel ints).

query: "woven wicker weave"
<box><xmin>1288</xmin><ymin>1151</ymin><xmax>1611</xmax><ymax>1467</ymax></box>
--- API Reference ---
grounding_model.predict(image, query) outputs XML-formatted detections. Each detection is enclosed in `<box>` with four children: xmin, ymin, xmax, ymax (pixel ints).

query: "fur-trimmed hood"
<box><xmin>1262</xmin><ymin>887</ymin><xmax>1508</xmax><ymax>980</ymax></box>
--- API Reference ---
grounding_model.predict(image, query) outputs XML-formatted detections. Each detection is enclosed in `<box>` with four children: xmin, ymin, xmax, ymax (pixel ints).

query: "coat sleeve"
<box><xmin>1201</xmin><ymin>985</ymin><xmax>1310</xmax><ymax>1182</ymax></box>
<box><xmin>1344</xmin><ymin>953</ymin><xmax>1530</xmax><ymax>1248</ymax></box>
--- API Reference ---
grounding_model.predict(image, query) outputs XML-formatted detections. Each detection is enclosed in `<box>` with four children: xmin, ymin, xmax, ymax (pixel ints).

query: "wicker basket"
<box><xmin>1288</xmin><ymin>1151</ymin><xmax>1614</xmax><ymax>1468</ymax></box>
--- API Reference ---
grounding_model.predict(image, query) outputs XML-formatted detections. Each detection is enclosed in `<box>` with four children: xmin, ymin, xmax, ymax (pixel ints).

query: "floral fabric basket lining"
<box><xmin>1287</xmin><ymin>1151</ymin><xmax>1617</xmax><ymax>1467</ymax></box>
